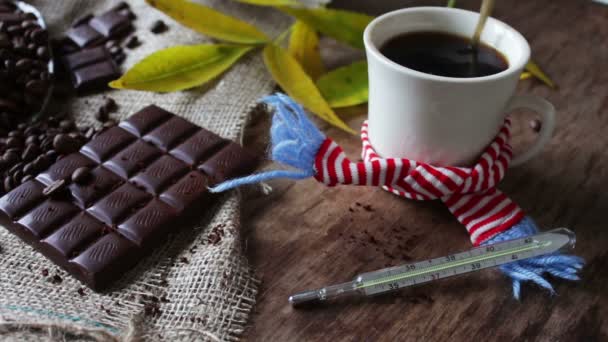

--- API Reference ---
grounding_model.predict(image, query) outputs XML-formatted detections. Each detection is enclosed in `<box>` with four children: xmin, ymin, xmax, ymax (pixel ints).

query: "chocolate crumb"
<box><xmin>348</xmin><ymin>207</ymin><xmax>354</xmax><ymax>212</ymax></box>
<box><xmin>150</xmin><ymin>20</ymin><xmax>168</xmax><ymax>34</ymax></box>
<box><xmin>355</xmin><ymin>202</ymin><xmax>361</xmax><ymax>206</ymax></box>
<box><xmin>369</xmin><ymin>235</ymin><xmax>378</xmax><ymax>244</ymax></box>
<box><xmin>362</xmin><ymin>204</ymin><xmax>373</xmax><ymax>212</ymax></box>
<box><xmin>41</xmin><ymin>269</ymin><xmax>48</xmax><ymax>276</ymax></box>
<box><xmin>125</xmin><ymin>36</ymin><xmax>140</xmax><ymax>49</ymax></box>
<box><xmin>77</xmin><ymin>288</ymin><xmax>86</xmax><ymax>296</ymax></box>
<box><xmin>51</xmin><ymin>274</ymin><xmax>62</xmax><ymax>284</ymax></box>
<box><xmin>180</xmin><ymin>257</ymin><xmax>189</xmax><ymax>264</ymax></box>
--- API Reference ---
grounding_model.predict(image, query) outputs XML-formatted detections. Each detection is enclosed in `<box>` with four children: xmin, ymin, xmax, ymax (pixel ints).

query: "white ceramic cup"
<box><xmin>363</xmin><ymin>7</ymin><xmax>555</xmax><ymax>166</ymax></box>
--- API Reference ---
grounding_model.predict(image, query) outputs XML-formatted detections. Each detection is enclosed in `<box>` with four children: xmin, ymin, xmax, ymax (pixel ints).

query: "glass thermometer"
<box><xmin>289</xmin><ymin>228</ymin><xmax>576</xmax><ymax>305</ymax></box>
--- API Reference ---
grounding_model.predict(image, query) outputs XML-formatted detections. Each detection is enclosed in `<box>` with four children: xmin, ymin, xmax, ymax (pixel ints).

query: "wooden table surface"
<box><xmin>241</xmin><ymin>1</ymin><xmax>608</xmax><ymax>340</ymax></box>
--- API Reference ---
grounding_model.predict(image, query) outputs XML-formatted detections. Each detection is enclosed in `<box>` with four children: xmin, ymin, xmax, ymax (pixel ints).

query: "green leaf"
<box><xmin>263</xmin><ymin>43</ymin><xmax>356</xmax><ymax>134</ymax></box>
<box><xmin>525</xmin><ymin>60</ymin><xmax>556</xmax><ymax>88</ymax></box>
<box><xmin>317</xmin><ymin>60</ymin><xmax>368</xmax><ymax>108</ymax></box>
<box><xmin>146</xmin><ymin>0</ymin><xmax>269</xmax><ymax>44</ymax></box>
<box><xmin>233</xmin><ymin>0</ymin><xmax>300</xmax><ymax>5</ymax></box>
<box><xmin>447</xmin><ymin>0</ymin><xmax>457</xmax><ymax>7</ymax></box>
<box><xmin>279</xmin><ymin>7</ymin><xmax>373</xmax><ymax>49</ymax></box>
<box><xmin>109</xmin><ymin>44</ymin><xmax>254</xmax><ymax>92</ymax></box>
<box><xmin>289</xmin><ymin>21</ymin><xmax>325</xmax><ymax>80</ymax></box>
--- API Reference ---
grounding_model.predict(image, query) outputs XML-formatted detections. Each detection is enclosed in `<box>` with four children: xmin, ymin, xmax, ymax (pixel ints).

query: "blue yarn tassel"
<box><xmin>483</xmin><ymin>217</ymin><xmax>584</xmax><ymax>300</ymax></box>
<box><xmin>210</xmin><ymin>93</ymin><xmax>325</xmax><ymax>193</ymax></box>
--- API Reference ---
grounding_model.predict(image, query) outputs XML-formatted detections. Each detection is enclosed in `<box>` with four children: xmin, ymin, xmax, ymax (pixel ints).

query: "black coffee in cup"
<box><xmin>379</xmin><ymin>31</ymin><xmax>508</xmax><ymax>78</ymax></box>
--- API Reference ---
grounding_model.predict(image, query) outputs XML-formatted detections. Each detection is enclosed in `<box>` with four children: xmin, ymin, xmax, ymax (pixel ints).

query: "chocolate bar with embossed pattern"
<box><xmin>0</xmin><ymin>105</ymin><xmax>257</xmax><ymax>290</ymax></box>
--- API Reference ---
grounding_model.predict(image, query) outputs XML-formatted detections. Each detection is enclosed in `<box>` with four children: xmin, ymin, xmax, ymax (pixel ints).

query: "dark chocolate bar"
<box><xmin>0</xmin><ymin>105</ymin><xmax>257</xmax><ymax>290</ymax></box>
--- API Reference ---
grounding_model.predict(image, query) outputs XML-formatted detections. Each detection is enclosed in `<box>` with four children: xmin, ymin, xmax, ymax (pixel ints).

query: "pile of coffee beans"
<box><xmin>0</xmin><ymin>1</ymin><xmax>51</xmax><ymax>132</ymax></box>
<box><xmin>0</xmin><ymin>115</ymin><xmax>114</xmax><ymax>195</ymax></box>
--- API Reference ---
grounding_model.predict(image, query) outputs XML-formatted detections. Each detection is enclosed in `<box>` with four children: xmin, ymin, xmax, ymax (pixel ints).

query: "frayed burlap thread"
<box><xmin>0</xmin><ymin>0</ymin><xmax>288</xmax><ymax>340</ymax></box>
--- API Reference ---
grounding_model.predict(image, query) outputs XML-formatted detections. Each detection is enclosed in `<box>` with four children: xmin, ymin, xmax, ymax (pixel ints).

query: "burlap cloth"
<box><xmin>0</xmin><ymin>1</ymin><xmax>289</xmax><ymax>340</ymax></box>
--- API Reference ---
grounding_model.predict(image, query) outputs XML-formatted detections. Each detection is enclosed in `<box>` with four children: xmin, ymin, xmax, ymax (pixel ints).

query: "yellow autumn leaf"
<box><xmin>263</xmin><ymin>43</ymin><xmax>355</xmax><ymax>134</ymax></box>
<box><xmin>279</xmin><ymin>7</ymin><xmax>373</xmax><ymax>49</ymax></box>
<box><xmin>146</xmin><ymin>0</ymin><xmax>269</xmax><ymax>44</ymax></box>
<box><xmin>109</xmin><ymin>44</ymin><xmax>253</xmax><ymax>92</ymax></box>
<box><xmin>525</xmin><ymin>60</ymin><xmax>556</xmax><ymax>88</ymax></box>
<box><xmin>317</xmin><ymin>60</ymin><xmax>368</xmax><ymax>108</ymax></box>
<box><xmin>520</xmin><ymin>71</ymin><xmax>532</xmax><ymax>80</ymax></box>
<box><xmin>233</xmin><ymin>0</ymin><xmax>300</xmax><ymax>5</ymax></box>
<box><xmin>289</xmin><ymin>21</ymin><xmax>325</xmax><ymax>80</ymax></box>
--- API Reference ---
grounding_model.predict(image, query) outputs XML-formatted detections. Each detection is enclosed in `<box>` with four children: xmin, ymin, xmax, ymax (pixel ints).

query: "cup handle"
<box><xmin>505</xmin><ymin>95</ymin><xmax>556</xmax><ymax>167</ymax></box>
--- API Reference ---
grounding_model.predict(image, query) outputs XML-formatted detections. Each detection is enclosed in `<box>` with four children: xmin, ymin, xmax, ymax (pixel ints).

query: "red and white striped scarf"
<box><xmin>313</xmin><ymin>119</ymin><xmax>525</xmax><ymax>246</ymax></box>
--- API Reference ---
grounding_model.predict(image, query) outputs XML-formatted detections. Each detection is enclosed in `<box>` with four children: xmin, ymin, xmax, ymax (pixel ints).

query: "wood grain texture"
<box><xmin>241</xmin><ymin>0</ymin><xmax>608</xmax><ymax>340</ymax></box>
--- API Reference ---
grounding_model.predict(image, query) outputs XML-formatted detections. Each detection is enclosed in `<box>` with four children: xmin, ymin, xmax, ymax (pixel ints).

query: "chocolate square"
<box><xmin>170</xmin><ymin>129</ymin><xmax>227</xmax><ymax>166</ymax></box>
<box><xmin>143</xmin><ymin>116</ymin><xmax>198</xmax><ymax>151</ymax></box>
<box><xmin>87</xmin><ymin>182</ymin><xmax>150</xmax><ymax>225</ymax></box>
<box><xmin>80</xmin><ymin>126</ymin><xmax>136</xmax><ymax>163</ymax></box>
<box><xmin>66</xmin><ymin>24</ymin><xmax>104</xmax><ymax>48</ymax></box>
<box><xmin>42</xmin><ymin>212</ymin><xmax>106</xmax><ymax>258</ymax></box>
<box><xmin>89</xmin><ymin>10</ymin><xmax>132</xmax><ymax>37</ymax></box>
<box><xmin>71</xmin><ymin>59</ymin><xmax>120</xmax><ymax>93</ymax></box>
<box><xmin>130</xmin><ymin>155</ymin><xmax>188</xmax><ymax>194</ymax></box>
<box><xmin>104</xmin><ymin>140</ymin><xmax>162</xmax><ymax>179</ymax></box>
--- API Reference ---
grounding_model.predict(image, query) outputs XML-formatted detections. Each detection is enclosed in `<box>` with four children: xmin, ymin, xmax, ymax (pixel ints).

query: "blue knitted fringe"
<box><xmin>483</xmin><ymin>217</ymin><xmax>584</xmax><ymax>300</ymax></box>
<box><xmin>210</xmin><ymin>94</ymin><xmax>324</xmax><ymax>193</ymax></box>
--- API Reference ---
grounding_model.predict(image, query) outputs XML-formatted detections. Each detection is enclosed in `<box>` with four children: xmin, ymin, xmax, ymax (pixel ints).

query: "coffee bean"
<box><xmin>53</xmin><ymin>134</ymin><xmax>79</xmax><ymax>154</ymax></box>
<box><xmin>23</xmin><ymin>162</ymin><xmax>34</xmax><ymax>175</ymax></box>
<box><xmin>25</xmin><ymin>135</ymin><xmax>38</xmax><ymax>145</ymax></box>
<box><xmin>104</xmin><ymin>97</ymin><xmax>117</xmax><ymax>112</ymax></box>
<box><xmin>33</xmin><ymin>154</ymin><xmax>49</xmax><ymax>170</ymax></box>
<box><xmin>21</xmin><ymin>174</ymin><xmax>32</xmax><ymax>183</ymax></box>
<box><xmin>8</xmin><ymin>162</ymin><xmax>22</xmax><ymax>174</ymax></box>
<box><xmin>8</xmin><ymin>130</ymin><xmax>22</xmax><ymax>138</ymax></box>
<box><xmin>36</xmin><ymin>46</ymin><xmax>48</xmax><ymax>59</ymax></box>
<box><xmin>21</xmin><ymin>144</ymin><xmax>39</xmax><ymax>161</ymax></box>
<box><xmin>21</xmin><ymin>20</ymin><xmax>38</xmax><ymax>29</ymax></box>
<box><xmin>3</xmin><ymin>176</ymin><xmax>12</xmax><ymax>192</ymax></box>
<box><xmin>30</xmin><ymin>28</ymin><xmax>47</xmax><ymax>44</ymax></box>
<box><xmin>25</xmin><ymin>79</ymin><xmax>48</xmax><ymax>95</ymax></box>
<box><xmin>95</xmin><ymin>106</ymin><xmax>108</xmax><ymax>122</ymax></box>
<box><xmin>2</xmin><ymin>150</ymin><xmax>19</xmax><ymax>164</ymax></box>
<box><xmin>42</xmin><ymin>179</ymin><xmax>65</xmax><ymax>197</ymax></box>
<box><xmin>59</xmin><ymin>119</ymin><xmax>75</xmax><ymax>132</ymax></box>
<box><xmin>6</xmin><ymin>136</ymin><xmax>22</xmax><ymax>148</ymax></box>
<box><xmin>150</xmin><ymin>20</ymin><xmax>168</xmax><ymax>34</ymax></box>
<box><xmin>12</xmin><ymin>169</ymin><xmax>21</xmax><ymax>183</ymax></box>
<box><xmin>71</xmin><ymin>166</ymin><xmax>91</xmax><ymax>184</ymax></box>
<box><xmin>125</xmin><ymin>36</ymin><xmax>140</xmax><ymax>49</ymax></box>
<box><xmin>44</xmin><ymin>149</ymin><xmax>56</xmax><ymax>160</ymax></box>
<box><xmin>7</xmin><ymin>25</ymin><xmax>23</xmax><ymax>35</ymax></box>
<box><xmin>15</xmin><ymin>58</ymin><xmax>33</xmax><ymax>71</ymax></box>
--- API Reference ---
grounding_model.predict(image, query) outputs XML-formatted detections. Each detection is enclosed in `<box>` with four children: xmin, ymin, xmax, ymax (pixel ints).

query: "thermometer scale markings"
<box><xmin>357</xmin><ymin>240</ymin><xmax>551</xmax><ymax>292</ymax></box>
